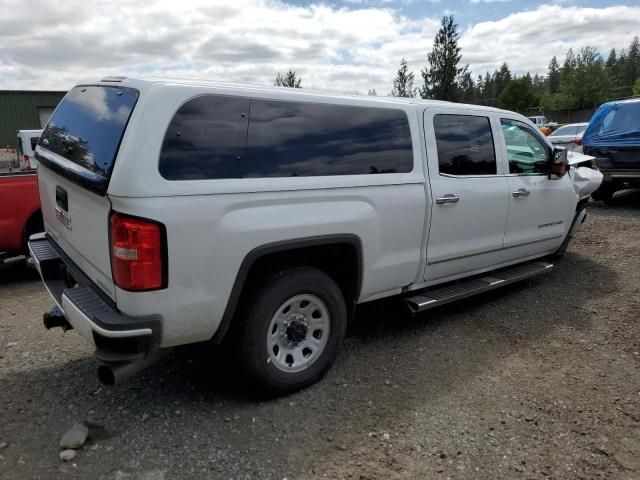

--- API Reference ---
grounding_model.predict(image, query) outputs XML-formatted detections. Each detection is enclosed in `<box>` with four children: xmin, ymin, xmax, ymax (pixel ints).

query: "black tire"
<box><xmin>550</xmin><ymin>233</ymin><xmax>571</xmax><ymax>260</ymax></box>
<box><xmin>22</xmin><ymin>211</ymin><xmax>43</xmax><ymax>257</ymax></box>
<box><xmin>591</xmin><ymin>186</ymin><xmax>614</xmax><ymax>202</ymax></box>
<box><xmin>235</xmin><ymin>266</ymin><xmax>347</xmax><ymax>396</ymax></box>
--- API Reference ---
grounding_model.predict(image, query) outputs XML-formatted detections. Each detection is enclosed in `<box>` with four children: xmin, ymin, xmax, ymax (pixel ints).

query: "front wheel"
<box><xmin>591</xmin><ymin>185</ymin><xmax>614</xmax><ymax>202</ymax></box>
<box><xmin>236</xmin><ymin>266</ymin><xmax>347</xmax><ymax>395</ymax></box>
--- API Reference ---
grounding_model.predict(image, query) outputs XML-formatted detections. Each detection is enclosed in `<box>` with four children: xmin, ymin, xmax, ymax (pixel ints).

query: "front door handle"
<box><xmin>436</xmin><ymin>194</ymin><xmax>460</xmax><ymax>204</ymax></box>
<box><xmin>512</xmin><ymin>188</ymin><xmax>530</xmax><ymax>198</ymax></box>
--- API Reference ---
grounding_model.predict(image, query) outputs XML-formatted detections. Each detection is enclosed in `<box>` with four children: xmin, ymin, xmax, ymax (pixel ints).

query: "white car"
<box><xmin>28</xmin><ymin>77</ymin><xmax>602</xmax><ymax>394</ymax></box>
<box><xmin>548</xmin><ymin>123</ymin><xmax>589</xmax><ymax>153</ymax></box>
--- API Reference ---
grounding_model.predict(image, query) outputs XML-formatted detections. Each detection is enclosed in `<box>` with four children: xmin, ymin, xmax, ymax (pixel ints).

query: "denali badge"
<box><xmin>55</xmin><ymin>206</ymin><xmax>72</xmax><ymax>231</ymax></box>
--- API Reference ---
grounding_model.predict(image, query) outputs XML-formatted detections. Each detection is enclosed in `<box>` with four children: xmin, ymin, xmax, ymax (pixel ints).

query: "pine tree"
<box><xmin>623</xmin><ymin>36</ymin><xmax>640</xmax><ymax>94</ymax></box>
<box><xmin>274</xmin><ymin>70</ymin><xmax>302</xmax><ymax>88</ymax></box>
<box><xmin>458</xmin><ymin>70</ymin><xmax>475</xmax><ymax>103</ymax></box>
<box><xmin>493</xmin><ymin>63</ymin><xmax>512</xmax><ymax>98</ymax></box>
<box><xmin>367</xmin><ymin>89</ymin><xmax>378</xmax><ymax>96</ymax></box>
<box><xmin>391</xmin><ymin>58</ymin><xmax>417</xmax><ymax>97</ymax></box>
<box><xmin>548</xmin><ymin>56</ymin><xmax>561</xmax><ymax>94</ymax></box>
<box><xmin>606</xmin><ymin>49</ymin><xmax>618</xmax><ymax>71</ymax></box>
<box><xmin>482</xmin><ymin>71</ymin><xmax>494</xmax><ymax>102</ymax></box>
<box><xmin>497</xmin><ymin>78</ymin><xmax>537</xmax><ymax>112</ymax></box>
<box><xmin>420</xmin><ymin>15</ymin><xmax>464</xmax><ymax>101</ymax></box>
<box><xmin>559</xmin><ymin>47</ymin><xmax>610</xmax><ymax>109</ymax></box>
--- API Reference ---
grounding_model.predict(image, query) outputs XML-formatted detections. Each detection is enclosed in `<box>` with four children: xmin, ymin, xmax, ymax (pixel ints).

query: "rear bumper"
<box><xmin>28</xmin><ymin>233</ymin><xmax>161</xmax><ymax>362</ymax></box>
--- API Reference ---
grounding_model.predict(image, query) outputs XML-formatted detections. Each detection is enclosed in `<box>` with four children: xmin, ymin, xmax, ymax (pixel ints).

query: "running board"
<box><xmin>405</xmin><ymin>261</ymin><xmax>554</xmax><ymax>313</ymax></box>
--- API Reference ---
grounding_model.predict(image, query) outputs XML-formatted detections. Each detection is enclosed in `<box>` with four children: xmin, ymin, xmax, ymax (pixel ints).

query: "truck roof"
<box><xmin>78</xmin><ymin>75</ymin><xmax>511</xmax><ymax>115</ymax></box>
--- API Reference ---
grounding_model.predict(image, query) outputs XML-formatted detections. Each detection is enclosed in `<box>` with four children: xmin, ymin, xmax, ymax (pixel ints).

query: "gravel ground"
<box><xmin>1</xmin><ymin>193</ymin><xmax>639</xmax><ymax>480</ymax></box>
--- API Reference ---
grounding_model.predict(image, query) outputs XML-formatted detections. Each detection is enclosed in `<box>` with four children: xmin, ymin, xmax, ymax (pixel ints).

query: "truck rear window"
<box><xmin>38</xmin><ymin>86</ymin><xmax>138</xmax><ymax>188</ymax></box>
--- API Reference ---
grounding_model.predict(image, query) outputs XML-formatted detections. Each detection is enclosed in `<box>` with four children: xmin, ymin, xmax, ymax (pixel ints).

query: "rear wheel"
<box><xmin>22</xmin><ymin>211</ymin><xmax>43</xmax><ymax>258</ymax></box>
<box><xmin>236</xmin><ymin>266</ymin><xmax>346</xmax><ymax>395</ymax></box>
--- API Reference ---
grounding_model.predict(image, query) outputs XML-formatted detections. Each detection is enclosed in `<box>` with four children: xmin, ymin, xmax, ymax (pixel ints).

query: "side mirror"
<box><xmin>549</xmin><ymin>146</ymin><xmax>568</xmax><ymax>179</ymax></box>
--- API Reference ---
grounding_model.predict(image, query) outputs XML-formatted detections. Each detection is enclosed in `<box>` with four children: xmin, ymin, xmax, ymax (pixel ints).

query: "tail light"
<box><xmin>572</xmin><ymin>138</ymin><xmax>583</xmax><ymax>145</ymax></box>
<box><xmin>110</xmin><ymin>212</ymin><xmax>166</xmax><ymax>291</ymax></box>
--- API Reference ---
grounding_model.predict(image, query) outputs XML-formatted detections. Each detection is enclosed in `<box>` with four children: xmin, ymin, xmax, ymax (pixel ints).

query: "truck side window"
<box><xmin>159</xmin><ymin>95</ymin><xmax>413</xmax><ymax>180</ymax></box>
<box><xmin>159</xmin><ymin>95</ymin><xmax>250</xmax><ymax>180</ymax></box>
<box><xmin>245</xmin><ymin>99</ymin><xmax>413</xmax><ymax>177</ymax></box>
<box><xmin>501</xmin><ymin>119</ymin><xmax>550</xmax><ymax>175</ymax></box>
<box><xmin>433</xmin><ymin>114</ymin><xmax>496</xmax><ymax>176</ymax></box>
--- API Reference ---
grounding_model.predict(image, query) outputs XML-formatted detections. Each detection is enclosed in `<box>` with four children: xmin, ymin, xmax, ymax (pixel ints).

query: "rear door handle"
<box><xmin>512</xmin><ymin>188</ymin><xmax>530</xmax><ymax>198</ymax></box>
<box><xmin>436</xmin><ymin>194</ymin><xmax>460</xmax><ymax>204</ymax></box>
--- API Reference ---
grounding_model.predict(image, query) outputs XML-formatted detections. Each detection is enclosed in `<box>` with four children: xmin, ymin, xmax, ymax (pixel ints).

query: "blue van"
<box><xmin>583</xmin><ymin>98</ymin><xmax>640</xmax><ymax>201</ymax></box>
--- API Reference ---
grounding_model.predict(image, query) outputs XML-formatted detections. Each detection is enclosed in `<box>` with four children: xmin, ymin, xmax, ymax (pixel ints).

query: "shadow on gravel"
<box><xmin>0</xmin><ymin>250</ymin><xmax>619</xmax><ymax>478</ymax></box>
<box><xmin>0</xmin><ymin>257</ymin><xmax>39</xmax><ymax>284</ymax></box>
<box><xmin>591</xmin><ymin>188</ymin><xmax>640</xmax><ymax>210</ymax></box>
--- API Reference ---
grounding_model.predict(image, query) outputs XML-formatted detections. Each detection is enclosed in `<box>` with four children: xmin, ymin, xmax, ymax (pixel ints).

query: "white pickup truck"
<box><xmin>29</xmin><ymin>77</ymin><xmax>602</xmax><ymax>394</ymax></box>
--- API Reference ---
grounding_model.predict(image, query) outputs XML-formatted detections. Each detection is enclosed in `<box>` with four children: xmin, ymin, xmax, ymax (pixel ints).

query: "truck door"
<box><xmin>423</xmin><ymin>109</ymin><xmax>510</xmax><ymax>282</ymax></box>
<box><xmin>498</xmin><ymin>118</ymin><xmax>577</xmax><ymax>256</ymax></box>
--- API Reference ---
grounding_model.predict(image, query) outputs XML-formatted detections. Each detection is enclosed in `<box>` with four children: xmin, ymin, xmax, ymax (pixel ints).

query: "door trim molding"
<box><xmin>427</xmin><ymin>234</ymin><xmax>562</xmax><ymax>265</ymax></box>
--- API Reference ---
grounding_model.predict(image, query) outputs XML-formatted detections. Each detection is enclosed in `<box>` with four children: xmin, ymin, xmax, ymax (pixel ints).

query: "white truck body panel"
<box><xmin>32</xmin><ymin>77</ymin><xmax>600</xmax><ymax>350</ymax></box>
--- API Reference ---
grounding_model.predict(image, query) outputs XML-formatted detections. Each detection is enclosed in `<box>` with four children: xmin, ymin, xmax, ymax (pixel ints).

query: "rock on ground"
<box><xmin>59</xmin><ymin>423</ymin><xmax>89</xmax><ymax>449</ymax></box>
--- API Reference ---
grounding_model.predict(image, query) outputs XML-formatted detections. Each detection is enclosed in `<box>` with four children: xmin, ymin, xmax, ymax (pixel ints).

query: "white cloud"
<box><xmin>0</xmin><ymin>1</ymin><xmax>638</xmax><ymax>96</ymax></box>
<box><xmin>459</xmin><ymin>5</ymin><xmax>640</xmax><ymax>77</ymax></box>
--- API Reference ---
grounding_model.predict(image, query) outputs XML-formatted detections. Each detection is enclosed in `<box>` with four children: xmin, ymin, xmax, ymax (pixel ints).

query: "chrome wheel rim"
<box><xmin>267</xmin><ymin>294</ymin><xmax>330</xmax><ymax>373</ymax></box>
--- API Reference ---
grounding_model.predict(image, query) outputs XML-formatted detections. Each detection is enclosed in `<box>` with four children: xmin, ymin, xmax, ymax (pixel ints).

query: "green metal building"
<box><xmin>0</xmin><ymin>90</ymin><xmax>66</xmax><ymax>149</ymax></box>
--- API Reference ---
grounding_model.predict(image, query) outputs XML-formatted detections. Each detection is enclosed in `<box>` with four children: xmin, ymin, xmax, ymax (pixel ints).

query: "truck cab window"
<box><xmin>433</xmin><ymin>114</ymin><xmax>496</xmax><ymax>176</ymax></box>
<box><xmin>501</xmin><ymin>119</ymin><xmax>550</xmax><ymax>175</ymax></box>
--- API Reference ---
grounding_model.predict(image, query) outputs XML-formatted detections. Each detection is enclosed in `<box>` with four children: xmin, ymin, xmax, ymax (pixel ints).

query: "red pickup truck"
<box><xmin>0</xmin><ymin>171</ymin><xmax>42</xmax><ymax>261</ymax></box>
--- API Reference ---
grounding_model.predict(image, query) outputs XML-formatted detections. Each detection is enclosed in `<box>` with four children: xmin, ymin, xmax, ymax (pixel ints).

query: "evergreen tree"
<box><xmin>561</xmin><ymin>49</ymin><xmax>577</xmax><ymax>82</ymax></box>
<box><xmin>606</xmin><ymin>49</ymin><xmax>618</xmax><ymax>71</ymax></box>
<box><xmin>548</xmin><ymin>56</ymin><xmax>561</xmax><ymax>94</ymax></box>
<box><xmin>532</xmin><ymin>73</ymin><xmax>547</xmax><ymax>95</ymax></box>
<box><xmin>482</xmin><ymin>71</ymin><xmax>494</xmax><ymax>103</ymax></box>
<box><xmin>622</xmin><ymin>36</ymin><xmax>640</xmax><ymax>94</ymax></box>
<box><xmin>497</xmin><ymin>77</ymin><xmax>537</xmax><ymax>112</ymax></box>
<box><xmin>559</xmin><ymin>46</ymin><xmax>610</xmax><ymax>108</ymax></box>
<box><xmin>420</xmin><ymin>15</ymin><xmax>464</xmax><ymax>101</ymax></box>
<box><xmin>367</xmin><ymin>89</ymin><xmax>378</xmax><ymax>96</ymax></box>
<box><xmin>458</xmin><ymin>70</ymin><xmax>475</xmax><ymax>103</ymax></box>
<box><xmin>274</xmin><ymin>70</ymin><xmax>302</xmax><ymax>88</ymax></box>
<box><xmin>391</xmin><ymin>58</ymin><xmax>417</xmax><ymax>97</ymax></box>
<box><xmin>493</xmin><ymin>63</ymin><xmax>512</xmax><ymax>98</ymax></box>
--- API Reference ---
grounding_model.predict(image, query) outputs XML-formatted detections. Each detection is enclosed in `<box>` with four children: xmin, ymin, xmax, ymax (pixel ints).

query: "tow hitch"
<box><xmin>43</xmin><ymin>305</ymin><xmax>73</xmax><ymax>331</ymax></box>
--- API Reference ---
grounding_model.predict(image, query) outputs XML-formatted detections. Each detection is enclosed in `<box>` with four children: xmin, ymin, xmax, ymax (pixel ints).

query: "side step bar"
<box><xmin>405</xmin><ymin>260</ymin><xmax>553</xmax><ymax>313</ymax></box>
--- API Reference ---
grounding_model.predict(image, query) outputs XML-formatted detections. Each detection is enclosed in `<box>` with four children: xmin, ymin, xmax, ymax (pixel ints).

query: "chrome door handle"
<box><xmin>436</xmin><ymin>194</ymin><xmax>460</xmax><ymax>204</ymax></box>
<box><xmin>512</xmin><ymin>188</ymin><xmax>530</xmax><ymax>198</ymax></box>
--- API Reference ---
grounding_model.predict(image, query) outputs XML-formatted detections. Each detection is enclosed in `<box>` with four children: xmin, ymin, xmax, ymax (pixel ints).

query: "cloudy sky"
<box><xmin>1</xmin><ymin>0</ymin><xmax>639</xmax><ymax>94</ymax></box>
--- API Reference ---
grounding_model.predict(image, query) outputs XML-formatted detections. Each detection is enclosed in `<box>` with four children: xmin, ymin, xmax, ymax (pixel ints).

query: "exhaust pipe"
<box><xmin>97</xmin><ymin>349</ymin><xmax>172</xmax><ymax>386</ymax></box>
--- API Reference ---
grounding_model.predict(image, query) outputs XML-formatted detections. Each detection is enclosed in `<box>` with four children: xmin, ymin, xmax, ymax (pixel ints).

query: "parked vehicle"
<box><xmin>16</xmin><ymin>129</ymin><xmax>42</xmax><ymax>170</ymax></box>
<box><xmin>29</xmin><ymin>77</ymin><xmax>601</xmax><ymax>394</ymax></box>
<box><xmin>548</xmin><ymin>123</ymin><xmax>589</xmax><ymax>153</ymax></box>
<box><xmin>527</xmin><ymin>115</ymin><xmax>550</xmax><ymax>126</ymax></box>
<box><xmin>527</xmin><ymin>115</ymin><xmax>558</xmax><ymax>129</ymax></box>
<box><xmin>0</xmin><ymin>171</ymin><xmax>42</xmax><ymax>261</ymax></box>
<box><xmin>583</xmin><ymin>98</ymin><xmax>640</xmax><ymax>202</ymax></box>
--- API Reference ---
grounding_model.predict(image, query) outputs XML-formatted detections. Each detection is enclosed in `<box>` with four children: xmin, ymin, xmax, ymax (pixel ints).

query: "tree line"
<box><xmin>273</xmin><ymin>15</ymin><xmax>640</xmax><ymax>114</ymax></box>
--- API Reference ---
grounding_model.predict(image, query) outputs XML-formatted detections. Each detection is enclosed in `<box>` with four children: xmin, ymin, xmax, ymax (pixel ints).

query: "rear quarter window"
<box><xmin>159</xmin><ymin>95</ymin><xmax>413</xmax><ymax>180</ymax></box>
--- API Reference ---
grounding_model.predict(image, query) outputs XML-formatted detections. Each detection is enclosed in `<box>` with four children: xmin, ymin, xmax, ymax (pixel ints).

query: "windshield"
<box><xmin>38</xmin><ymin>86</ymin><xmax>139</xmax><ymax>181</ymax></box>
